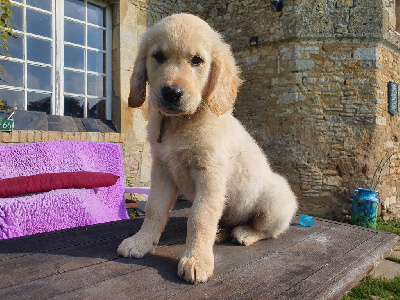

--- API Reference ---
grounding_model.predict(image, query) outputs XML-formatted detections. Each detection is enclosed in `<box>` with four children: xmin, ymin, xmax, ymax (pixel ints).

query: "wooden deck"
<box><xmin>0</xmin><ymin>213</ymin><xmax>398</xmax><ymax>300</ymax></box>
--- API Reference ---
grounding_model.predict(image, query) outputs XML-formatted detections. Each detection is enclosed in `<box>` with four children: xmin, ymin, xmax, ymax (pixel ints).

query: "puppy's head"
<box><xmin>128</xmin><ymin>13</ymin><xmax>241</xmax><ymax>116</ymax></box>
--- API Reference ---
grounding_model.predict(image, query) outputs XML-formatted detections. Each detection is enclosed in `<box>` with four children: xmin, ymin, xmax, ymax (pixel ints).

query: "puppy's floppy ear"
<box><xmin>128</xmin><ymin>50</ymin><xmax>148</xmax><ymax>108</ymax></box>
<box><xmin>204</xmin><ymin>41</ymin><xmax>242</xmax><ymax>116</ymax></box>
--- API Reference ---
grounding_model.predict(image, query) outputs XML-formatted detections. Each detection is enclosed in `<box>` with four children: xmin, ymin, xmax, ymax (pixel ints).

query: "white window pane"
<box><xmin>64</xmin><ymin>45</ymin><xmax>84</xmax><ymax>69</ymax></box>
<box><xmin>87</xmin><ymin>2</ymin><xmax>105</xmax><ymax>27</ymax></box>
<box><xmin>27</xmin><ymin>9</ymin><xmax>51</xmax><ymax>38</ymax></box>
<box><xmin>64</xmin><ymin>95</ymin><xmax>84</xmax><ymax>117</ymax></box>
<box><xmin>0</xmin><ymin>60</ymin><xmax>23</xmax><ymax>87</ymax></box>
<box><xmin>64</xmin><ymin>0</ymin><xmax>84</xmax><ymax>21</ymax></box>
<box><xmin>64</xmin><ymin>20</ymin><xmax>84</xmax><ymax>46</ymax></box>
<box><xmin>0</xmin><ymin>89</ymin><xmax>24</xmax><ymax>110</ymax></box>
<box><xmin>27</xmin><ymin>92</ymin><xmax>51</xmax><ymax>113</ymax></box>
<box><xmin>64</xmin><ymin>70</ymin><xmax>84</xmax><ymax>94</ymax></box>
<box><xmin>10</xmin><ymin>5</ymin><xmax>23</xmax><ymax>31</ymax></box>
<box><xmin>27</xmin><ymin>37</ymin><xmax>51</xmax><ymax>64</ymax></box>
<box><xmin>87</xmin><ymin>50</ymin><xmax>104</xmax><ymax>73</ymax></box>
<box><xmin>88</xmin><ymin>98</ymin><xmax>105</xmax><ymax>119</ymax></box>
<box><xmin>87</xmin><ymin>74</ymin><xmax>104</xmax><ymax>97</ymax></box>
<box><xmin>27</xmin><ymin>0</ymin><xmax>51</xmax><ymax>11</ymax></box>
<box><xmin>0</xmin><ymin>35</ymin><xmax>23</xmax><ymax>59</ymax></box>
<box><xmin>87</xmin><ymin>26</ymin><xmax>105</xmax><ymax>50</ymax></box>
<box><xmin>27</xmin><ymin>65</ymin><xmax>51</xmax><ymax>91</ymax></box>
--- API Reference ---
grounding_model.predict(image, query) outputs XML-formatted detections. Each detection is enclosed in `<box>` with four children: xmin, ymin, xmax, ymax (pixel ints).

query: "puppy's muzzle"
<box><xmin>161</xmin><ymin>85</ymin><xmax>184</xmax><ymax>105</ymax></box>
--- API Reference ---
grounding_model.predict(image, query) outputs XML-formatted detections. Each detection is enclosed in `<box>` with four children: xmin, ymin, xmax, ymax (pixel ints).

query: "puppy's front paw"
<box><xmin>178</xmin><ymin>254</ymin><xmax>214</xmax><ymax>284</ymax></box>
<box><xmin>117</xmin><ymin>234</ymin><xmax>156</xmax><ymax>258</ymax></box>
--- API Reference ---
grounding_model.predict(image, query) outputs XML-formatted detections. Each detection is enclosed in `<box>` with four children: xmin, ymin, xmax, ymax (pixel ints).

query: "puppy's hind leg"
<box><xmin>231</xmin><ymin>224</ymin><xmax>270</xmax><ymax>246</ymax></box>
<box><xmin>232</xmin><ymin>175</ymin><xmax>297</xmax><ymax>246</ymax></box>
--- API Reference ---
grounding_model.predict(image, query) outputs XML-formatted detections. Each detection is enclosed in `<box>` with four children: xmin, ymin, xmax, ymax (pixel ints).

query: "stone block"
<box><xmin>244</xmin><ymin>56</ymin><xmax>259</xmax><ymax>65</ymax></box>
<box><xmin>288</xmin><ymin>60</ymin><xmax>315</xmax><ymax>71</ymax></box>
<box><xmin>375</xmin><ymin>116</ymin><xmax>387</xmax><ymax>126</ymax></box>
<box><xmin>278</xmin><ymin>92</ymin><xmax>305</xmax><ymax>104</ymax></box>
<box><xmin>353</xmin><ymin>48</ymin><xmax>379</xmax><ymax>61</ymax></box>
<box><xmin>337</xmin><ymin>0</ymin><xmax>353</xmax><ymax>8</ymax></box>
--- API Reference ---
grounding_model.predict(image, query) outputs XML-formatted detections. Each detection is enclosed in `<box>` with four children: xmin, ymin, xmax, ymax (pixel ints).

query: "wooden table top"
<box><xmin>0</xmin><ymin>214</ymin><xmax>398</xmax><ymax>300</ymax></box>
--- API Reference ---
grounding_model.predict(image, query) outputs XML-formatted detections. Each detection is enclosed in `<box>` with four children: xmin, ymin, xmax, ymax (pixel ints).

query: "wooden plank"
<box><xmin>0</xmin><ymin>218</ymin><xmax>335</xmax><ymax>299</ymax></box>
<box><xmin>169</xmin><ymin>222</ymin><xmax>382</xmax><ymax>299</ymax></box>
<box><xmin>286</xmin><ymin>232</ymin><xmax>399</xmax><ymax>299</ymax></box>
<box><xmin>0</xmin><ymin>217</ymin><xmax>398</xmax><ymax>300</ymax></box>
<box><xmin>0</xmin><ymin>217</ymin><xmax>183</xmax><ymax>261</ymax></box>
<box><xmin>0</xmin><ymin>218</ymin><xmax>187</xmax><ymax>289</ymax></box>
<box><xmin>0</xmin><ymin>219</ymin><xmax>143</xmax><ymax>261</ymax></box>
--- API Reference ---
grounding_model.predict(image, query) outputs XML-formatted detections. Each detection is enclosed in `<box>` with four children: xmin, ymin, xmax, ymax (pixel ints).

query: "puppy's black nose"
<box><xmin>161</xmin><ymin>85</ymin><xmax>183</xmax><ymax>103</ymax></box>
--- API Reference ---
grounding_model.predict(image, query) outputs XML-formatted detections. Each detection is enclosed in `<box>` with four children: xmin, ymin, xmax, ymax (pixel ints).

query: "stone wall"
<box><xmin>159</xmin><ymin>0</ymin><xmax>400</xmax><ymax>219</ymax></box>
<box><xmin>116</xmin><ymin>0</ymin><xmax>400</xmax><ymax>219</ymax></box>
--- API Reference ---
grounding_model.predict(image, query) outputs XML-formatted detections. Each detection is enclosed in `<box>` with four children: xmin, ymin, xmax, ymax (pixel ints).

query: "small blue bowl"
<box><xmin>300</xmin><ymin>215</ymin><xmax>313</xmax><ymax>227</ymax></box>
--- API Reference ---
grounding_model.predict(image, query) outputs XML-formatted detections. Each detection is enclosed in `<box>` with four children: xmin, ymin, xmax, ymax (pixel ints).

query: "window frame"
<box><xmin>0</xmin><ymin>0</ymin><xmax>113</xmax><ymax>120</ymax></box>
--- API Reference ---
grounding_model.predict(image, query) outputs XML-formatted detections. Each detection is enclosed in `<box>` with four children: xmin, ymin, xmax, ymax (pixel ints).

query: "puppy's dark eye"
<box><xmin>190</xmin><ymin>55</ymin><xmax>203</xmax><ymax>66</ymax></box>
<box><xmin>153</xmin><ymin>51</ymin><xmax>167</xmax><ymax>63</ymax></box>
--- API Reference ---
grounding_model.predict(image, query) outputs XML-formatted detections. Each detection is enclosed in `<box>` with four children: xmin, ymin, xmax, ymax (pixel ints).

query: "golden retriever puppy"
<box><xmin>117</xmin><ymin>13</ymin><xmax>298</xmax><ymax>284</ymax></box>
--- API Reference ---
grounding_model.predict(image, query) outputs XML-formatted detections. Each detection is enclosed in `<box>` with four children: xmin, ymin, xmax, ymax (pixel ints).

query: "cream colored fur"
<box><xmin>117</xmin><ymin>13</ymin><xmax>298</xmax><ymax>284</ymax></box>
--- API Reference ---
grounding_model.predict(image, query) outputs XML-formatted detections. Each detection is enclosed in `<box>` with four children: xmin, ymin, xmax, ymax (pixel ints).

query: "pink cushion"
<box><xmin>0</xmin><ymin>172</ymin><xmax>119</xmax><ymax>198</ymax></box>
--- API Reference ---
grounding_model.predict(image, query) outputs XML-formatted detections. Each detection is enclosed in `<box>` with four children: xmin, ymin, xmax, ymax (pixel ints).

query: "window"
<box><xmin>0</xmin><ymin>0</ymin><xmax>112</xmax><ymax>120</ymax></box>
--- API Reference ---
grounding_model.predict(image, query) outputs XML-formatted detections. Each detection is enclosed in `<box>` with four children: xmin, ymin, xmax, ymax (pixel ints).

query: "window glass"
<box><xmin>0</xmin><ymin>60</ymin><xmax>23</xmax><ymax>87</ymax></box>
<box><xmin>64</xmin><ymin>70</ymin><xmax>85</xmax><ymax>94</ymax></box>
<box><xmin>64</xmin><ymin>96</ymin><xmax>84</xmax><ymax>117</ymax></box>
<box><xmin>27</xmin><ymin>92</ymin><xmax>51</xmax><ymax>113</ymax></box>
<box><xmin>87</xmin><ymin>26</ymin><xmax>105</xmax><ymax>50</ymax></box>
<box><xmin>87</xmin><ymin>74</ymin><xmax>104</xmax><ymax>97</ymax></box>
<box><xmin>0</xmin><ymin>89</ymin><xmax>24</xmax><ymax>110</ymax></box>
<box><xmin>87</xmin><ymin>3</ymin><xmax>105</xmax><ymax>27</ymax></box>
<box><xmin>65</xmin><ymin>45</ymin><xmax>85</xmax><ymax>70</ymax></box>
<box><xmin>27</xmin><ymin>0</ymin><xmax>51</xmax><ymax>12</ymax></box>
<box><xmin>87</xmin><ymin>50</ymin><xmax>104</xmax><ymax>73</ymax></box>
<box><xmin>10</xmin><ymin>5</ymin><xmax>23</xmax><ymax>31</ymax></box>
<box><xmin>0</xmin><ymin>35</ymin><xmax>23</xmax><ymax>59</ymax></box>
<box><xmin>27</xmin><ymin>65</ymin><xmax>51</xmax><ymax>91</ymax></box>
<box><xmin>64</xmin><ymin>19</ymin><xmax>85</xmax><ymax>46</ymax></box>
<box><xmin>0</xmin><ymin>0</ymin><xmax>111</xmax><ymax>120</ymax></box>
<box><xmin>64</xmin><ymin>0</ymin><xmax>85</xmax><ymax>21</ymax></box>
<box><xmin>88</xmin><ymin>98</ymin><xmax>106</xmax><ymax>119</ymax></box>
<box><xmin>27</xmin><ymin>9</ymin><xmax>51</xmax><ymax>38</ymax></box>
<box><xmin>27</xmin><ymin>37</ymin><xmax>51</xmax><ymax>64</ymax></box>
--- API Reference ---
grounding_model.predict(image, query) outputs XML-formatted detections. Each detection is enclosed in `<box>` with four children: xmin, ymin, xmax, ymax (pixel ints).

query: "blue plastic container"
<box><xmin>300</xmin><ymin>215</ymin><xmax>313</xmax><ymax>227</ymax></box>
<box><xmin>351</xmin><ymin>188</ymin><xmax>379</xmax><ymax>229</ymax></box>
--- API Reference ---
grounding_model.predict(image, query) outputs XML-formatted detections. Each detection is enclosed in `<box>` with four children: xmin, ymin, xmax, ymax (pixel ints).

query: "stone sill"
<box><xmin>0</xmin><ymin>130</ymin><xmax>124</xmax><ymax>144</ymax></box>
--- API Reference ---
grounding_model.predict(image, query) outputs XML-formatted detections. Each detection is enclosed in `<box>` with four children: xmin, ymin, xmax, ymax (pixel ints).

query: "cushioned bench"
<box><xmin>0</xmin><ymin>141</ymin><xmax>128</xmax><ymax>240</ymax></box>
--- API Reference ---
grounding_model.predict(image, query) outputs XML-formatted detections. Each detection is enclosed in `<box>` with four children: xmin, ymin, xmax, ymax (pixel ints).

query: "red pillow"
<box><xmin>0</xmin><ymin>172</ymin><xmax>120</xmax><ymax>198</ymax></box>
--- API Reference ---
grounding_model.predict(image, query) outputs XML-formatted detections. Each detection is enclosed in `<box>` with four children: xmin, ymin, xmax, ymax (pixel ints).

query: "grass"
<box><xmin>342</xmin><ymin>276</ymin><xmax>400</xmax><ymax>300</ymax></box>
<box><xmin>343</xmin><ymin>218</ymin><xmax>400</xmax><ymax>300</ymax></box>
<box><xmin>376</xmin><ymin>219</ymin><xmax>400</xmax><ymax>236</ymax></box>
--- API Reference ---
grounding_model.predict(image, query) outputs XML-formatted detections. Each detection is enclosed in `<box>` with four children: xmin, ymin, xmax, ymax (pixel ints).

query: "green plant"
<box><xmin>0</xmin><ymin>0</ymin><xmax>13</xmax><ymax>51</ymax></box>
<box><xmin>129</xmin><ymin>209</ymin><xmax>137</xmax><ymax>218</ymax></box>
<box><xmin>0</xmin><ymin>0</ymin><xmax>13</xmax><ymax>79</ymax></box>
